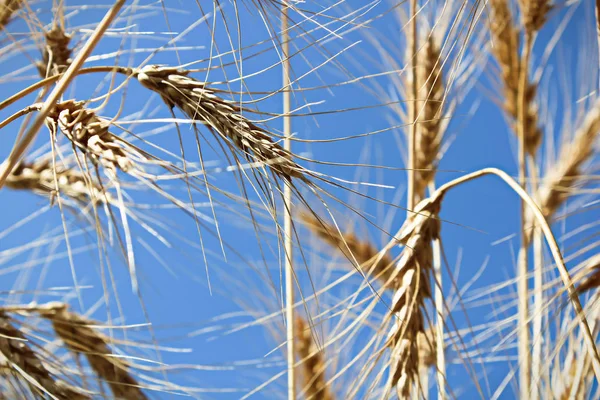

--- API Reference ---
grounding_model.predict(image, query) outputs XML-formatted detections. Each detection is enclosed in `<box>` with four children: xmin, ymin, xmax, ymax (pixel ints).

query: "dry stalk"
<box><xmin>134</xmin><ymin>65</ymin><xmax>306</xmax><ymax>182</ymax></box>
<box><xmin>488</xmin><ymin>0</ymin><xmax>542</xmax><ymax>155</ymax></box>
<box><xmin>300</xmin><ymin>212</ymin><xmax>396</xmax><ymax>288</ymax></box>
<box><xmin>414</xmin><ymin>36</ymin><xmax>445</xmax><ymax>202</ymax></box>
<box><xmin>45</xmin><ymin>100</ymin><xmax>136</xmax><ymax>174</ymax></box>
<box><xmin>0</xmin><ymin>0</ymin><xmax>21</xmax><ymax>29</ymax></box>
<box><xmin>37</xmin><ymin>303</ymin><xmax>147</xmax><ymax>400</ymax></box>
<box><xmin>387</xmin><ymin>195</ymin><xmax>442</xmax><ymax>398</ymax></box>
<box><xmin>6</xmin><ymin>160</ymin><xmax>107</xmax><ymax>204</ymax></box>
<box><xmin>37</xmin><ymin>26</ymin><xmax>73</xmax><ymax>78</ymax></box>
<box><xmin>295</xmin><ymin>316</ymin><xmax>333</xmax><ymax>400</ymax></box>
<box><xmin>0</xmin><ymin>311</ymin><xmax>89</xmax><ymax>399</ymax></box>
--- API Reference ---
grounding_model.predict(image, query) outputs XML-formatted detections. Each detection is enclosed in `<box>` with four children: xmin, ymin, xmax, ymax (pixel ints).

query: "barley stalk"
<box><xmin>45</xmin><ymin>100</ymin><xmax>135</xmax><ymax>174</ymax></box>
<box><xmin>282</xmin><ymin>4</ymin><xmax>297</xmax><ymax>399</ymax></box>
<box><xmin>414</xmin><ymin>36</ymin><xmax>445</xmax><ymax>202</ymax></box>
<box><xmin>0</xmin><ymin>0</ymin><xmax>127</xmax><ymax>189</ymax></box>
<box><xmin>295</xmin><ymin>316</ymin><xmax>333</xmax><ymax>400</ymax></box>
<box><xmin>37</xmin><ymin>303</ymin><xmax>148</xmax><ymax>400</ymax></box>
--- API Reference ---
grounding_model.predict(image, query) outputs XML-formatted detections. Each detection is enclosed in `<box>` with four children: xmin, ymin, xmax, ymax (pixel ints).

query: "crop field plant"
<box><xmin>1</xmin><ymin>0</ymin><xmax>600</xmax><ymax>399</ymax></box>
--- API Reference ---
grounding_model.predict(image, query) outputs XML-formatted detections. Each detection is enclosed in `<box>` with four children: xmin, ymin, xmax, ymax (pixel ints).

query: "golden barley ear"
<box><xmin>45</xmin><ymin>100</ymin><xmax>136</xmax><ymax>174</ymax></box>
<box><xmin>489</xmin><ymin>0</ymin><xmax>543</xmax><ymax>155</ymax></box>
<box><xmin>0</xmin><ymin>0</ymin><xmax>21</xmax><ymax>29</ymax></box>
<box><xmin>0</xmin><ymin>311</ymin><xmax>89</xmax><ymax>399</ymax></box>
<box><xmin>414</xmin><ymin>35</ymin><xmax>445</xmax><ymax>202</ymax></box>
<box><xmin>295</xmin><ymin>316</ymin><xmax>334</xmax><ymax>400</ymax></box>
<box><xmin>6</xmin><ymin>160</ymin><xmax>108</xmax><ymax>204</ymax></box>
<box><xmin>37</xmin><ymin>26</ymin><xmax>73</xmax><ymax>78</ymax></box>
<box><xmin>38</xmin><ymin>304</ymin><xmax>148</xmax><ymax>400</ymax></box>
<box><xmin>134</xmin><ymin>65</ymin><xmax>307</xmax><ymax>182</ymax></box>
<box><xmin>387</xmin><ymin>196</ymin><xmax>442</xmax><ymax>397</ymax></box>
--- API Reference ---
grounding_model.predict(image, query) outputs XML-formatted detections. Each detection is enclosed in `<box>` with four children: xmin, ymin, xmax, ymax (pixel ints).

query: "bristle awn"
<box><xmin>0</xmin><ymin>0</ymin><xmax>127</xmax><ymax>189</ymax></box>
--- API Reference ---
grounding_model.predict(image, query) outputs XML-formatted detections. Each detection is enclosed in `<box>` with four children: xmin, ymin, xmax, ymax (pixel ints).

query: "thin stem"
<box><xmin>282</xmin><ymin>4</ymin><xmax>296</xmax><ymax>400</ymax></box>
<box><xmin>516</xmin><ymin>33</ymin><xmax>533</xmax><ymax>399</ymax></box>
<box><xmin>407</xmin><ymin>0</ymin><xmax>418</xmax><ymax>211</ymax></box>
<box><xmin>433</xmin><ymin>237</ymin><xmax>446</xmax><ymax>400</ymax></box>
<box><xmin>529</xmin><ymin>157</ymin><xmax>543</xmax><ymax>399</ymax></box>
<box><xmin>0</xmin><ymin>0</ymin><xmax>127</xmax><ymax>189</ymax></box>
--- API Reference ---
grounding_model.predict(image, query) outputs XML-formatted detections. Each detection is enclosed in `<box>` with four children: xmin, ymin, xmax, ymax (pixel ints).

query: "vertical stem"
<box><xmin>433</xmin><ymin>237</ymin><xmax>446</xmax><ymax>400</ymax></box>
<box><xmin>517</xmin><ymin>34</ymin><xmax>533</xmax><ymax>399</ymax></box>
<box><xmin>529</xmin><ymin>159</ymin><xmax>542</xmax><ymax>400</ymax></box>
<box><xmin>0</xmin><ymin>0</ymin><xmax>127</xmax><ymax>189</ymax></box>
<box><xmin>282</xmin><ymin>5</ymin><xmax>295</xmax><ymax>400</ymax></box>
<box><xmin>407</xmin><ymin>0</ymin><xmax>418</xmax><ymax>211</ymax></box>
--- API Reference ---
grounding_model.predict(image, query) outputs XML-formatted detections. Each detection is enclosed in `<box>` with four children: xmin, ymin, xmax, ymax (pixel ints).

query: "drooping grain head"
<box><xmin>38</xmin><ymin>304</ymin><xmax>148</xmax><ymax>400</ymax></box>
<box><xmin>37</xmin><ymin>26</ymin><xmax>73</xmax><ymax>77</ymax></box>
<box><xmin>300</xmin><ymin>212</ymin><xmax>397</xmax><ymax>289</ymax></box>
<box><xmin>0</xmin><ymin>0</ymin><xmax>21</xmax><ymax>29</ymax></box>
<box><xmin>135</xmin><ymin>65</ymin><xmax>306</xmax><ymax>182</ymax></box>
<box><xmin>387</xmin><ymin>196</ymin><xmax>442</xmax><ymax>397</ymax></box>
<box><xmin>45</xmin><ymin>100</ymin><xmax>135</xmax><ymax>174</ymax></box>
<box><xmin>6</xmin><ymin>160</ymin><xmax>108</xmax><ymax>204</ymax></box>
<box><xmin>489</xmin><ymin>0</ymin><xmax>543</xmax><ymax>155</ymax></box>
<box><xmin>0</xmin><ymin>311</ymin><xmax>89</xmax><ymax>399</ymax></box>
<box><xmin>295</xmin><ymin>316</ymin><xmax>334</xmax><ymax>400</ymax></box>
<box><xmin>414</xmin><ymin>35</ymin><xmax>445</xmax><ymax>201</ymax></box>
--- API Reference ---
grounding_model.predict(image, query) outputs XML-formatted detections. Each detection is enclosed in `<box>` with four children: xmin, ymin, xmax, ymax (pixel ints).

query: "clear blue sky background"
<box><xmin>0</xmin><ymin>0</ymin><xmax>598</xmax><ymax>398</ymax></box>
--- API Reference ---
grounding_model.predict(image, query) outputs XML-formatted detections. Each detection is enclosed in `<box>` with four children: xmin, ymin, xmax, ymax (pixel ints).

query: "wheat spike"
<box><xmin>45</xmin><ymin>100</ymin><xmax>136</xmax><ymax>174</ymax></box>
<box><xmin>37</xmin><ymin>26</ymin><xmax>73</xmax><ymax>77</ymax></box>
<box><xmin>414</xmin><ymin>35</ymin><xmax>445</xmax><ymax>201</ymax></box>
<box><xmin>0</xmin><ymin>311</ymin><xmax>89</xmax><ymax>400</ymax></box>
<box><xmin>295</xmin><ymin>316</ymin><xmax>334</xmax><ymax>400</ymax></box>
<box><xmin>536</xmin><ymin>97</ymin><xmax>600</xmax><ymax>218</ymax></box>
<box><xmin>135</xmin><ymin>65</ymin><xmax>306</xmax><ymax>182</ymax></box>
<box><xmin>0</xmin><ymin>0</ymin><xmax>21</xmax><ymax>29</ymax></box>
<box><xmin>518</xmin><ymin>0</ymin><xmax>552</xmax><ymax>34</ymax></box>
<box><xmin>38</xmin><ymin>304</ymin><xmax>147</xmax><ymax>400</ymax></box>
<box><xmin>489</xmin><ymin>0</ymin><xmax>543</xmax><ymax>155</ymax></box>
<box><xmin>6</xmin><ymin>160</ymin><xmax>108</xmax><ymax>204</ymax></box>
<box><xmin>387</xmin><ymin>196</ymin><xmax>442</xmax><ymax>397</ymax></box>
<box><xmin>300</xmin><ymin>212</ymin><xmax>396</xmax><ymax>288</ymax></box>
